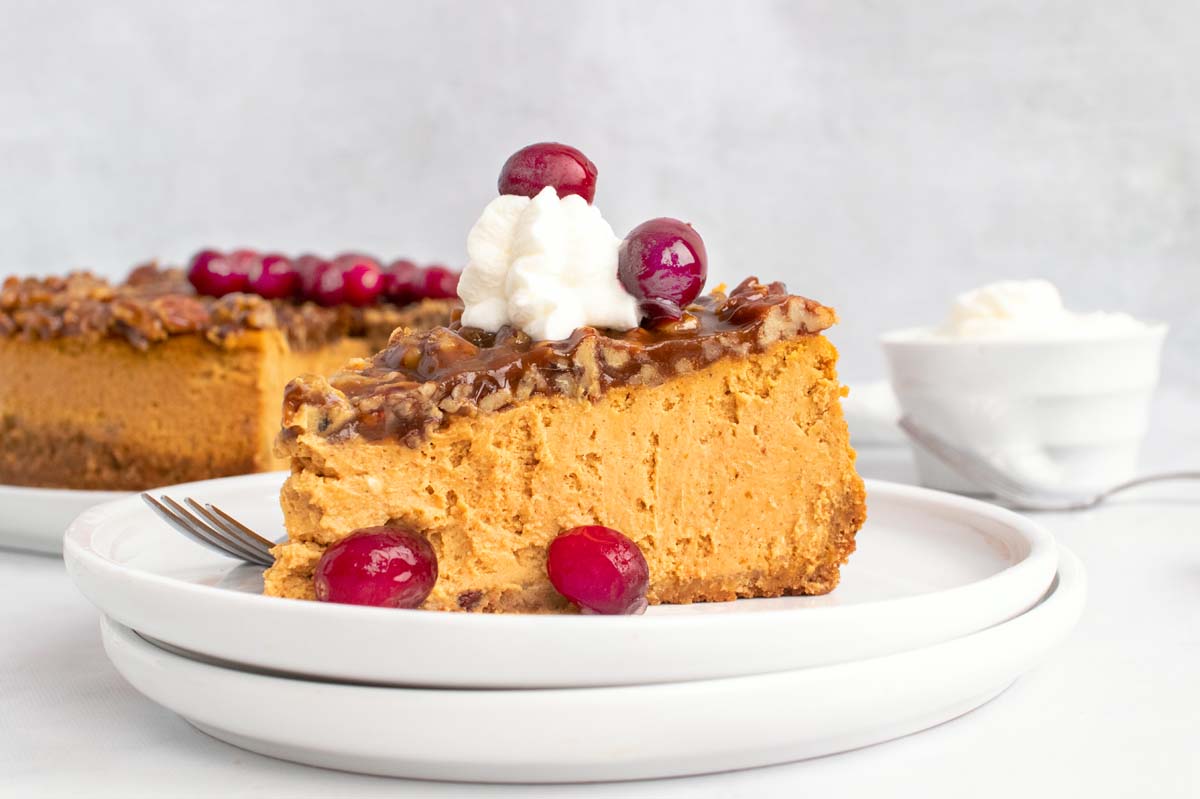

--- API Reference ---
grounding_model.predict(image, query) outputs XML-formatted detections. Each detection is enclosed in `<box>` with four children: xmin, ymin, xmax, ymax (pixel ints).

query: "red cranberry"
<box><xmin>310</xmin><ymin>254</ymin><xmax>384</xmax><ymax>307</ymax></box>
<box><xmin>313</xmin><ymin>526</ymin><xmax>438</xmax><ymax>608</ymax></box>
<box><xmin>618</xmin><ymin>218</ymin><xmax>708</xmax><ymax>324</ymax></box>
<box><xmin>294</xmin><ymin>254</ymin><xmax>328</xmax><ymax>299</ymax></box>
<box><xmin>546</xmin><ymin>525</ymin><xmax>649</xmax><ymax>615</ymax></box>
<box><xmin>421</xmin><ymin>265</ymin><xmax>460</xmax><ymax>300</ymax></box>
<box><xmin>247</xmin><ymin>253</ymin><xmax>300</xmax><ymax>299</ymax></box>
<box><xmin>498</xmin><ymin>142</ymin><xmax>598</xmax><ymax>203</ymax></box>
<box><xmin>187</xmin><ymin>249</ymin><xmax>249</xmax><ymax>297</ymax></box>
<box><xmin>383</xmin><ymin>259</ymin><xmax>422</xmax><ymax>305</ymax></box>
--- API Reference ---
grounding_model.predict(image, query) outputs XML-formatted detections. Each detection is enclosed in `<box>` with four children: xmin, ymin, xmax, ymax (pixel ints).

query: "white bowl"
<box><xmin>880</xmin><ymin>325</ymin><xmax>1167</xmax><ymax>493</ymax></box>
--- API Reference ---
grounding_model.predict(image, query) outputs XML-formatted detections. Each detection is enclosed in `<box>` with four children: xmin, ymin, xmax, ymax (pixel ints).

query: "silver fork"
<box><xmin>141</xmin><ymin>494</ymin><xmax>276</xmax><ymax>566</ymax></box>
<box><xmin>899</xmin><ymin>416</ymin><xmax>1200</xmax><ymax>511</ymax></box>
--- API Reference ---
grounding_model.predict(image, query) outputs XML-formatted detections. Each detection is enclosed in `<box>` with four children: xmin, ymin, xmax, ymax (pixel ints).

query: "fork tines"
<box><xmin>141</xmin><ymin>494</ymin><xmax>275</xmax><ymax>566</ymax></box>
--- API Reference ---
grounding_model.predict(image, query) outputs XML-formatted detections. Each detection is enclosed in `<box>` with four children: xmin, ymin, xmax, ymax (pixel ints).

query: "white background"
<box><xmin>2</xmin><ymin>1</ymin><xmax>1196</xmax><ymax>385</ymax></box>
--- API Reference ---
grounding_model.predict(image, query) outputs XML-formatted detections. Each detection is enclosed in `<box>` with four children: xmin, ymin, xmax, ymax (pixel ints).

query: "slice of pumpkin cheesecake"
<box><xmin>264</xmin><ymin>142</ymin><xmax>865</xmax><ymax>614</ymax></box>
<box><xmin>265</xmin><ymin>277</ymin><xmax>866</xmax><ymax>612</ymax></box>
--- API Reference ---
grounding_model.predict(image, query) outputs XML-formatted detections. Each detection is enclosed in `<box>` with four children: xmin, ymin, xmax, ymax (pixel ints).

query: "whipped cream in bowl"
<box><xmin>935</xmin><ymin>279</ymin><xmax>1149</xmax><ymax>340</ymax></box>
<box><xmin>881</xmin><ymin>280</ymin><xmax>1167</xmax><ymax>493</ymax></box>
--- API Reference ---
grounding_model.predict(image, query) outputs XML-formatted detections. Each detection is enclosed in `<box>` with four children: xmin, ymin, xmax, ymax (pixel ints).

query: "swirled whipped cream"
<box><xmin>937</xmin><ymin>280</ymin><xmax>1149</xmax><ymax>339</ymax></box>
<box><xmin>457</xmin><ymin>186</ymin><xmax>639</xmax><ymax>340</ymax></box>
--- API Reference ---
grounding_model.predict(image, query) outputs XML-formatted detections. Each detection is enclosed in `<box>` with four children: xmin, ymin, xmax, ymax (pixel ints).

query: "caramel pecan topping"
<box><xmin>0</xmin><ymin>265</ymin><xmax>455</xmax><ymax>351</ymax></box>
<box><xmin>281</xmin><ymin>277</ymin><xmax>837</xmax><ymax>447</ymax></box>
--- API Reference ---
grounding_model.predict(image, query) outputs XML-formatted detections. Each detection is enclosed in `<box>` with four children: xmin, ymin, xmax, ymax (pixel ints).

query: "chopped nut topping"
<box><xmin>0</xmin><ymin>265</ymin><xmax>456</xmax><ymax>351</ymax></box>
<box><xmin>281</xmin><ymin>278</ymin><xmax>837</xmax><ymax>447</ymax></box>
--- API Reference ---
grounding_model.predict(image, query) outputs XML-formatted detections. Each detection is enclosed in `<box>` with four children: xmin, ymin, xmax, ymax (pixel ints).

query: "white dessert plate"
<box><xmin>100</xmin><ymin>547</ymin><xmax>1085</xmax><ymax>782</ymax></box>
<box><xmin>65</xmin><ymin>472</ymin><xmax>1058</xmax><ymax>688</ymax></box>
<box><xmin>0</xmin><ymin>483</ymin><xmax>128</xmax><ymax>555</ymax></box>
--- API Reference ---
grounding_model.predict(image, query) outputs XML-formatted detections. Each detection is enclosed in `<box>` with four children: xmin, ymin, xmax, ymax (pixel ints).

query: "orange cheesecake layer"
<box><xmin>0</xmin><ymin>332</ymin><xmax>370</xmax><ymax>490</ymax></box>
<box><xmin>265</xmin><ymin>333</ymin><xmax>866</xmax><ymax>612</ymax></box>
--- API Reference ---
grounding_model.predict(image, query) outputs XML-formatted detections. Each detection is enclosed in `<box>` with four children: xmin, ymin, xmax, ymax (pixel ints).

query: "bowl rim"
<box><xmin>879</xmin><ymin>321</ymin><xmax>1169</xmax><ymax>347</ymax></box>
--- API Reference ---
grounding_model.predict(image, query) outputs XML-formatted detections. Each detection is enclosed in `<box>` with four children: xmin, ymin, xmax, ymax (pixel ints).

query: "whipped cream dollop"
<box><xmin>457</xmin><ymin>186</ymin><xmax>639</xmax><ymax>340</ymax></box>
<box><xmin>936</xmin><ymin>279</ymin><xmax>1149</xmax><ymax>339</ymax></box>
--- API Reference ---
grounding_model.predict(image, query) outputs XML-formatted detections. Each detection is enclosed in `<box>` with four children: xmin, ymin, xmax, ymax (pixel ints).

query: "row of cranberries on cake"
<box><xmin>314</xmin><ymin>523</ymin><xmax>649</xmax><ymax>615</ymax></box>
<box><xmin>187</xmin><ymin>249</ymin><xmax>460</xmax><ymax>308</ymax></box>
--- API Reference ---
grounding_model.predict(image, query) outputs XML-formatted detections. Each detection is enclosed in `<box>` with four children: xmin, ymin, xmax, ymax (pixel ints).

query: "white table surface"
<box><xmin>2</xmin><ymin>388</ymin><xmax>1197</xmax><ymax>798</ymax></box>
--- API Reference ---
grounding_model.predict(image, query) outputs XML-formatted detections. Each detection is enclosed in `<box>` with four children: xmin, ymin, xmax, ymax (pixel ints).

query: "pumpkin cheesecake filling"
<box><xmin>265</xmin><ymin>278</ymin><xmax>867</xmax><ymax>612</ymax></box>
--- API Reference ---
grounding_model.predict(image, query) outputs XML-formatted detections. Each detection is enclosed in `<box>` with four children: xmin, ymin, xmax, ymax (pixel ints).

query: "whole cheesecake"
<box><xmin>265</xmin><ymin>278</ymin><xmax>866</xmax><ymax>612</ymax></box>
<box><xmin>0</xmin><ymin>262</ymin><xmax>455</xmax><ymax>490</ymax></box>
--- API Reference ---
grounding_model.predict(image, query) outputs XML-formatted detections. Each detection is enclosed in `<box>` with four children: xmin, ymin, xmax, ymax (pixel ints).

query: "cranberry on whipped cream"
<box><xmin>498</xmin><ymin>142</ymin><xmax>598</xmax><ymax>204</ymax></box>
<box><xmin>459</xmin><ymin>144</ymin><xmax>714</xmax><ymax>341</ymax></box>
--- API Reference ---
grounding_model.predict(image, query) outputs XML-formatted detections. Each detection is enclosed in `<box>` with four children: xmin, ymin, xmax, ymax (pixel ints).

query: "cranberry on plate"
<box><xmin>313</xmin><ymin>526</ymin><xmax>438</xmax><ymax>608</ymax></box>
<box><xmin>547</xmin><ymin>525</ymin><xmax>650</xmax><ymax>615</ymax></box>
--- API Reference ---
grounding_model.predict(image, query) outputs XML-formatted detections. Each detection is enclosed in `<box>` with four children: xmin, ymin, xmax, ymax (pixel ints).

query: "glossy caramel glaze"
<box><xmin>282</xmin><ymin>277</ymin><xmax>837</xmax><ymax>446</ymax></box>
<box><xmin>0</xmin><ymin>265</ymin><xmax>454</xmax><ymax>351</ymax></box>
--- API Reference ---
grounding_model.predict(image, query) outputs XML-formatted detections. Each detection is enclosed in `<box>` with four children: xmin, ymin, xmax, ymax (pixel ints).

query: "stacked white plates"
<box><xmin>64</xmin><ymin>473</ymin><xmax>1084</xmax><ymax>783</ymax></box>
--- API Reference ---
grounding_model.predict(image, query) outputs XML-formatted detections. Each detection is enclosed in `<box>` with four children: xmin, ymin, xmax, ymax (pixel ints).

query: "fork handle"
<box><xmin>1098</xmin><ymin>471</ymin><xmax>1200</xmax><ymax>501</ymax></box>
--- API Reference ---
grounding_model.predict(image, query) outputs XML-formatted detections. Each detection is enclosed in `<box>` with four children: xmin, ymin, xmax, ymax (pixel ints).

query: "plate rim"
<box><xmin>0</xmin><ymin>482</ymin><xmax>131</xmax><ymax>555</ymax></box>
<box><xmin>0</xmin><ymin>481</ymin><xmax>130</xmax><ymax>501</ymax></box>
<box><xmin>64</xmin><ymin>472</ymin><xmax>1061</xmax><ymax>687</ymax></box>
<box><xmin>109</xmin><ymin>545</ymin><xmax>1083</xmax><ymax>690</ymax></box>
<box><xmin>64</xmin><ymin>472</ymin><xmax>1058</xmax><ymax>628</ymax></box>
